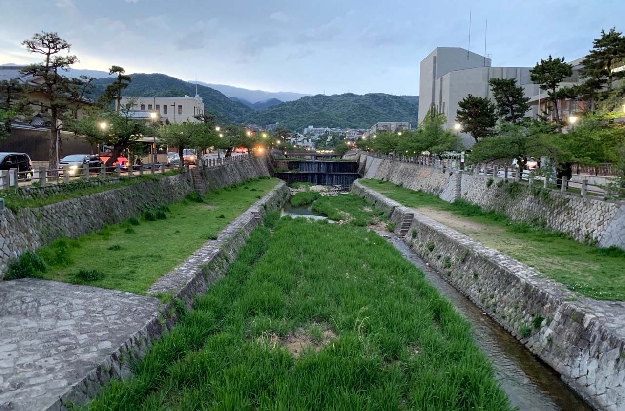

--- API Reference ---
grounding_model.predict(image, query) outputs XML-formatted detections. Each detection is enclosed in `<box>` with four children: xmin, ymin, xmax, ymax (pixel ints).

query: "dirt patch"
<box><xmin>256</xmin><ymin>323</ymin><xmax>338</xmax><ymax>359</ymax></box>
<box><xmin>415</xmin><ymin>207</ymin><xmax>505</xmax><ymax>237</ymax></box>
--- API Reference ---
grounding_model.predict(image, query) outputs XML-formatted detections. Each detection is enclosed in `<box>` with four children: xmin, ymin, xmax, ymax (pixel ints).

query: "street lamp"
<box><xmin>100</xmin><ymin>122</ymin><xmax>107</xmax><ymax>130</ymax></box>
<box><xmin>262</xmin><ymin>132</ymin><xmax>267</xmax><ymax>138</ymax></box>
<box><xmin>454</xmin><ymin>123</ymin><xmax>461</xmax><ymax>154</ymax></box>
<box><xmin>150</xmin><ymin>112</ymin><xmax>158</xmax><ymax>163</ymax></box>
<box><xmin>569</xmin><ymin>116</ymin><xmax>578</xmax><ymax>127</ymax></box>
<box><xmin>215</xmin><ymin>126</ymin><xmax>221</xmax><ymax>132</ymax></box>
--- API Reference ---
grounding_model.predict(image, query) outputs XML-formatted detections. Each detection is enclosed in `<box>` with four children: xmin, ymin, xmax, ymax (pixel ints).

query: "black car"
<box><xmin>0</xmin><ymin>152</ymin><xmax>33</xmax><ymax>180</ymax></box>
<box><xmin>59</xmin><ymin>154</ymin><xmax>104</xmax><ymax>176</ymax></box>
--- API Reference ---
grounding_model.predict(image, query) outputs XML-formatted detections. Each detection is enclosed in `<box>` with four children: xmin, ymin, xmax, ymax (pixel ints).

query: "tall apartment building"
<box><xmin>119</xmin><ymin>95</ymin><xmax>204</xmax><ymax>124</ymax></box>
<box><xmin>418</xmin><ymin>47</ymin><xmax>539</xmax><ymax>147</ymax></box>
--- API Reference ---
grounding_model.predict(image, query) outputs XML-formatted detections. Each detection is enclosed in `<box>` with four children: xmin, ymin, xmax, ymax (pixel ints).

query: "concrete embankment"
<box><xmin>353</xmin><ymin>180</ymin><xmax>625</xmax><ymax>411</ymax></box>
<box><xmin>0</xmin><ymin>156</ymin><xmax>272</xmax><ymax>279</ymax></box>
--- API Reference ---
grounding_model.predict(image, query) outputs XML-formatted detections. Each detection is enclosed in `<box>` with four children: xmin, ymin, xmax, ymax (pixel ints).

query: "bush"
<box><xmin>426</xmin><ymin>242</ymin><xmax>435</xmax><ymax>252</ymax></box>
<box><xmin>128</xmin><ymin>217</ymin><xmax>140</xmax><ymax>226</ymax></box>
<box><xmin>108</xmin><ymin>244</ymin><xmax>123</xmax><ymax>251</ymax></box>
<box><xmin>217</xmin><ymin>214</ymin><xmax>226</xmax><ymax>219</ymax></box>
<box><xmin>185</xmin><ymin>192</ymin><xmax>204</xmax><ymax>203</ymax></box>
<box><xmin>532</xmin><ymin>315</ymin><xmax>544</xmax><ymax>329</ymax></box>
<box><xmin>520</xmin><ymin>325</ymin><xmax>532</xmax><ymax>338</ymax></box>
<box><xmin>75</xmin><ymin>269</ymin><xmax>104</xmax><ymax>282</ymax></box>
<box><xmin>143</xmin><ymin>210</ymin><xmax>157</xmax><ymax>221</ymax></box>
<box><xmin>156</xmin><ymin>210</ymin><xmax>167</xmax><ymax>220</ymax></box>
<box><xmin>125</xmin><ymin>227</ymin><xmax>136</xmax><ymax>234</ymax></box>
<box><xmin>39</xmin><ymin>239</ymin><xmax>73</xmax><ymax>267</ymax></box>
<box><xmin>6</xmin><ymin>251</ymin><xmax>47</xmax><ymax>280</ymax></box>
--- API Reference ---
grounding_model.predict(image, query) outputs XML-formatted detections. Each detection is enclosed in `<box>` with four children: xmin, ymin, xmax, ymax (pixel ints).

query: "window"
<box><xmin>163</xmin><ymin>105</ymin><xmax>167</xmax><ymax>114</ymax></box>
<box><xmin>178</xmin><ymin>105</ymin><xmax>182</xmax><ymax>115</ymax></box>
<box><xmin>156</xmin><ymin>104</ymin><xmax>160</xmax><ymax>112</ymax></box>
<box><xmin>140</xmin><ymin>104</ymin><xmax>145</xmax><ymax>110</ymax></box>
<box><xmin>148</xmin><ymin>104</ymin><xmax>153</xmax><ymax>110</ymax></box>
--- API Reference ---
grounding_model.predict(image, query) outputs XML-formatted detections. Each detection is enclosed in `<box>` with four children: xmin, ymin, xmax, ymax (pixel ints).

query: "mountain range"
<box><xmin>87</xmin><ymin>72</ymin><xmax>418</xmax><ymax>131</ymax></box>
<box><xmin>191</xmin><ymin>81</ymin><xmax>308</xmax><ymax>103</ymax></box>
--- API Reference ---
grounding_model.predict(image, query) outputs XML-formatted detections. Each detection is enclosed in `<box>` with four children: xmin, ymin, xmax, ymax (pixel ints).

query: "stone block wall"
<box><xmin>0</xmin><ymin>156</ymin><xmax>273</xmax><ymax>280</ymax></box>
<box><xmin>357</xmin><ymin>153</ymin><xmax>625</xmax><ymax>250</ymax></box>
<box><xmin>52</xmin><ymin>181</ymin><xmax>289</xmax><ymax>410</ymax></box>
<box><xmin>352</xmin><ymin>180</ymin><xmax>625</xmax><ymax>411</ymax></box>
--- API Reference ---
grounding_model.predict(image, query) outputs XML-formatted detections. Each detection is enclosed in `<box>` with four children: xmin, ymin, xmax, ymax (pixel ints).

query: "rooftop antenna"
<box><xmin>484</xmin><ymin>17</ymin><xmax>487</xmax><ymax>66</ymax></box>
<box><xmin>195</xmin><ymin>77</ymin><xmax>198</xmax><ymax>96</ymax></box>
<box><xmin>467</xmin><ymin>9</ymin><xmax>472</xmax><ymax>60</ymax></box>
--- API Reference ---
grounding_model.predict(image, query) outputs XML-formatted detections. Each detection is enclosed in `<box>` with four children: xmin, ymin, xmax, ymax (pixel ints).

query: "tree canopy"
<box><xmin>489</xmin><ymin>78</ymin><xmax>531</xmax><ymax>123</ymax></box>
<box><xmin>456</xmin><ymin>95</ymin><xmax>497</xmax><ymax>142</ymax></box>
<box><xmin>530</xmin><ymin>55</ymin><xmax>573</xmax><ymax>132</ymax></box>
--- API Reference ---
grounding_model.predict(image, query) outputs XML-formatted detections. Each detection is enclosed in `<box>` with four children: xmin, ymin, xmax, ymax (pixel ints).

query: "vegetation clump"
<box><xmin>290</xmin><ymin>191</ymin><xmax>320</xmax><ymax>207</ymax></box>
<box><xmin>75</xmin><ymin>269</ymin><xmax>105</xmax><ymax>282</ymax></box>
<box><xmin>6</xmin><ymin>251</ymin><xmax>46</xmax><ymax>280</ymax></box>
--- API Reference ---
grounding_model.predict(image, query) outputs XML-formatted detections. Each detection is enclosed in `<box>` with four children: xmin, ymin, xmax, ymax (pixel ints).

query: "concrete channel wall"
<box><xmin>51</xmin><ymin>181</ymin><xmax>290</xmax><ymax>409</ymax></box>
<box><xmin>0</xmin><ymin>156</ymin><xmax>272</xmax><ymax>280</ymax></box>
<box><xmin>358</xmin><ymin>154</ymin><xmax>625</xmax><ymax>250</ymax></box>
<box><xmin>353</xmin><ymin>180</ymin><xmax>625</xmax><ymax>411</ymax></box>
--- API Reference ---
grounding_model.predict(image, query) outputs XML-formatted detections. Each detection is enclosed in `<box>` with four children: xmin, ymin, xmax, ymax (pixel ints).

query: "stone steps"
<box><xmin>397</xmin><ymin>214</ymin><xmax>413</xmax><ymax>237</ymax></box>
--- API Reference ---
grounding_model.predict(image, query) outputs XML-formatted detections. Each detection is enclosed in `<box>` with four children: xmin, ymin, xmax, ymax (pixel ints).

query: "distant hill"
<box><xmin>231</xmin><ymin>97</ymin><xmax>284</xmax><ymax>110</ymax></box>
<box><xmin>193</xmin><ymin>81</ymin><xmax>308</xmax><ymax>103</ymax></box>
<box><xmin>242</xmin><ymin>93</ymin><xmax>419</xmax><ymax>131</ymax></box>
<box><xmin>90</xmin><ymin>74</ymin><xmax>253</xmax><ymax>123</ymax></box>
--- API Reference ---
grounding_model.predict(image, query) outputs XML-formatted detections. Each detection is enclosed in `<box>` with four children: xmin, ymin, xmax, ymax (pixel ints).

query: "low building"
<box><xmin>119</xmin><ymin>95</ymin><xmax>204</xmax><ymax>124</ymax></box>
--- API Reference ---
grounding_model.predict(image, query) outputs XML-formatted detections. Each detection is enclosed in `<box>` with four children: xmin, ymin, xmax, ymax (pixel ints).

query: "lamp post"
<box><xmin>454</xmin><ymin>123</ymin><xmax>461</xmax><ymax>152</ymax></box>
<box><xmin>569</xmin><ymin>115</ymin><xmax>578</xmax><ymax>131</ymax></box>
<box><xmin>99</xmin><ymin>122</ymin><xmax>107</xmax><ymax>155</ymax></box>
<box><xmin>150</xmin><ymin>112</ymin><xmax>158</xmax><ymax>163</ymax></box>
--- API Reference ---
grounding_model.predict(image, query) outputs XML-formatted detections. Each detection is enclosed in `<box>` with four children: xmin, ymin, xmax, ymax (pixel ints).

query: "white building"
<box><xmin>119</xmin><ymin>95</ymin><xmax>204</xmax><ymax>124</ymax></box>
<box><xmin>363</xmin><ymin>122</ymin><xmax>411</xmax><ymax>138</ymax></box>
<box><xmin>418</xmin><ymin>47</ymin><xmax>539</xmax><ymax>147</ymax></box>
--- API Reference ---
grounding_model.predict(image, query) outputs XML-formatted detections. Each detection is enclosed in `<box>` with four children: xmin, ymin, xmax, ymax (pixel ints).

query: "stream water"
<box><xmin>281</xmin><ymin>204</ymin><xmax>591</xmax><ymax>411</ymax></box>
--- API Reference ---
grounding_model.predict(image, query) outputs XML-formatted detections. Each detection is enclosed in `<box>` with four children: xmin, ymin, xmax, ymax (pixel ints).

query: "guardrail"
<box><xmin>0</xmin><ymin>153</ymin><xmax>255</xmax><ymax>192</ymax></box>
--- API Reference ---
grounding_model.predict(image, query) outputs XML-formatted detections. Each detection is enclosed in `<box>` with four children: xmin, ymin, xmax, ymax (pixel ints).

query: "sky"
<box><xmin>0</xmin><ymin>0</ymin><xmax>623</xmax><ymax>96</ymax></box>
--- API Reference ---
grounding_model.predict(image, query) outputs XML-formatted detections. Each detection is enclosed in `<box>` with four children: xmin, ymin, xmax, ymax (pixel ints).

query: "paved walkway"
<box><xmin>0</xmin><ymin>279</ymin><xmax>161</xmax><ymax>411</ymax></box>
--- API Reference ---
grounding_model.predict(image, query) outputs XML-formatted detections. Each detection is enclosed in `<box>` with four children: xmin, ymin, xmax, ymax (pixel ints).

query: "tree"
<box><xmin>98</xmin><ymin>66</ymin><xmax>131</xmax><ymax>111</ymax></box>
<box><xmin>68</xmin><ymin>103</ymin><xmax>151</xmax><ymax>166</ymax></box>
<box><xmin>488</xmin><ymin>78</ymin><xmax>530</xmax><ymax>123</ymax></box>
<box><xmin>334</xmin><ymin>142</ymin><xmax>350</xmax><ymax>157</ymax></box>
<box><xmin>159</xmin><ymin>121</ymin><xmax>215</xmax><ymax>159</ymax></box>
<box><xmin>68</xmin><ymin>75</ymin><xmax>94</xmax><ymax>119</ymax></box>
<box><xmin>21</xmin><ymin>31</ymin><xmax>78</xmax><ymax>169</ymax></box>
<box><xmin>370</xmin><ymin>132</ymin><xmax>398</xmax><ymax>154</ymax></box>
<box><xmin>530</xmin><ymin>55</ymin><xmax>573</xmax><ymax>132</ymax></box>
<box><xmin>456</xmin><ymin>94</ymin><xmax>497</xmax><ymax>143</ymax></box>
<box><xmin>579</xmin><ymin>28</ymin><xmax>625</xmax><ymax>110</ymax></box>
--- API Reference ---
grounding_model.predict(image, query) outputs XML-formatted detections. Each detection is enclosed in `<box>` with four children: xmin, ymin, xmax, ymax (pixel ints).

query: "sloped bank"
<box><xmin>357</xmin><ymin>153</ymin><xmax>625</xmax><ymax>250</ymax></box>
<box><xmin>50</xmin><ymin>181</ymin><xmax>290</xmax><ymax>410</ymax></box>
<box><xmin>0</xmin><ymin>156</ymin><xmax>272</xmax><ymax>279</ymax></box>
<box><xmin>352</xmin><ymin>180</ymin><xmax>625</xmax><ymax>411</ymax></box>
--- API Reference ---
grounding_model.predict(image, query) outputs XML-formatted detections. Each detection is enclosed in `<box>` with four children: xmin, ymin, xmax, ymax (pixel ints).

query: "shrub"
<box><xmin>386</xmin><ymin>221</ymin><xmax>396</xmax><ymax>232</ymax></box>
<box><xmin>443</xmin><ymin>256</ymin><xmax>452</xmax><ymax>268</ymax></box>
<box><xmin>520</xmin><ymin>325</ymin><xmax>532</xmax><ymax>338</ymax></box>
<box><xmin>486</xmin><ymin>178</ymin><xmax>494</xmax><ymax>188</ymax></box>
<box><xmin>128</xmin><ymin>217</ymin><xmax>140</xmax><ymax>226</ymax></box>
<box><xmin>39</xmin><ymin>239</ymin><xmax>73</xmax><ymax>267</ymax></box>
<box><xmin>532</xmin><ymin>315</ymin><xmax>544</xmax><ymax>329</ymax></box>
<box><xmin>75</xmin><ymin>269</ymin><xmax>104</xmax><ymax>282</ymax></box>
<box><xmin>217</xmin><ymin>214</ymin><xmax>226</xmax><ymax>219</ymax></box>
<box><xmin>6</xmin><ymin>251</ymin><xmax>47</xmax><ymax>280</ymax></box>
<box><xmin>143</xmin><ymin>210</ymin><xmax>157</xmax><ymax>221</ymax></box>
<box><xmin>158</xmin><ymin>205</ymin><xmax>171</xmax><ymax>213</ymax></box>
<box><xmin>156</xmin><ymin>210</ymin><xmax>167</xmax><ymax>220</ymax></box>
<box><xmin>426</xmin><ymin>242</ymin><xmax>435</xmax><ymax>252</ymax></box>
<box><xmin>185</xmin><ymin>192</ymin><xmax>204</xmax><ymax>203</ymax></box>
<box><xmin>124</xmin><ymin>227</ymin><xmax>136</xmax><ymax>234</ymax></box>
<box><xmin>108</xmin><ymin>244</ymin><xmax>123</xmax><ymax>251</ymax></box>
<box><xmin>411</xmin><ymin>229</ymin><xmax>418</xmax><ymax>239</ymax></box>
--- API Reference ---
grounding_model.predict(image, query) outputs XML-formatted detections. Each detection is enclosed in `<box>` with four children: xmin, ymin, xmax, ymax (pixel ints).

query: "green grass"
<box><xmin>5</xmin><ymin>171</ymin><xmax>182</xmax><ymax>211</ymax></box>
<box><xmin>290</xmin><ymin>191</ymin><xmax>320</xmax><ymax>207</ymax></box>
<box><xmin>89</xmin><ymin>216</ymin><xmax>512</xmax><ymax>411</ymax></box>
<box><xmin>312</xmin><ymin>194</ymin><xmax>387</xmax><ymax>226</ymax></box>
<box><xmin>360</xmin><ymin>179</ymin><xmax>625</xmax><ymax>301</ymax></box>
<box><xmin>33</xmin><ymin>178</ymin><xmax>280</xmax><ymax>294</ymax></box>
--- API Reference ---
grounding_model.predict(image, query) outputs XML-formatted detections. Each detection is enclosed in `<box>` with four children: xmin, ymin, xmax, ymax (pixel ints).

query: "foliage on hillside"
<box><xmin>243</xmin><ymin>93</ymin><xmax>419</xmax><ymax>130</ymax></box>
<box><xmin>90</xmin><ymin>74</ymin><xmax>253</xmax><ymax>124</ymax></box>
<box><xmin>230</xmin><ymin>97</ymin><xmax>283</xmax><ymax>110</ymax></box>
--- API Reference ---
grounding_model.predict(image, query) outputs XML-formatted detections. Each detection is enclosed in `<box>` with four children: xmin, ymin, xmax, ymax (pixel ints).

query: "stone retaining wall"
<box><xmin>358</xmin><ymin>153</ymin><xmax>625</xmax><ymax>250</ymax></box>
<box><xmin>352</xmin><ymin>180</ymin><xmax>625</xmax><ymax>411</ymax></box>
<box><xmin>0</xmin><ymin>156</ymin><xmax>272</xmax><ymax>280</ymax></box>
<box><xmin>50</xmin><ymin>181</ymin><xmax>290</xmax><ymax>410</ymax></box>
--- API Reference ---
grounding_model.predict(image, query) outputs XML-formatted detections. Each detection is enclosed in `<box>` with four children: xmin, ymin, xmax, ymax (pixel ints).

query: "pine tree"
<box><xmin>455</xmin><ymin>95</ymin><xmax>497</xmax><ymax>143</ymax></box>
<box><xmin>530</xmin><ymin>55</ymin><xmax>573</xmax><ymax>132</ymax></box>
<box><xmin>488</xmin><ymin>78</ymin><xmax>530</xmax><ymax>123</ymax></box>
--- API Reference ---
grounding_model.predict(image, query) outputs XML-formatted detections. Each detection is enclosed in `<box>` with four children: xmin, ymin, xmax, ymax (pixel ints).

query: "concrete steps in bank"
<box><xmin>397</xmin><ymin>213</ymin><xmax>413</xmax><ymax>238</ymax></box>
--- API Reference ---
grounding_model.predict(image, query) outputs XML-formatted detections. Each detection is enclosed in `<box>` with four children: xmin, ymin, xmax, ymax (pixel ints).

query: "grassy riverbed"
<box><xmin>90</xmin><ymin>214</ymin><xmax>512</xmax><ymax>410</ymax></box>
<box><xmin>360</xmin><ymin>179</ymin><xmax>625</xmax><ymax>301</ymax></box>
<box><xmin>20</xmin><ymin>178</ymin><xmax>279</xmax><ymax>294</ymax></box>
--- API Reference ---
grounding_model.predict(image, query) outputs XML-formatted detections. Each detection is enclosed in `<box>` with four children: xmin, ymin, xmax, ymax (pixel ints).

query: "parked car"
<box><xmin>99</xmin><ymin>155</ymin><xmax>130</xmax><ymax>170</ymax></box>
<box><xmin>59</xmin><ymin>154</ymin><xmax>103</xmax><ymax>175</ymax></box>
<box><xmin>183</xmin><ymin>149</ymin><xmax>196</xmax><ymax>165</ymax></box>
<box><xmin>167</xmin><ymin>152</ymin><xmax>181</xmax><ymax>165</ymax></box>
<box><xmin>0</xmin><ymin>152</ymin><xmax>33</xmax><ymax>180</ymax></box>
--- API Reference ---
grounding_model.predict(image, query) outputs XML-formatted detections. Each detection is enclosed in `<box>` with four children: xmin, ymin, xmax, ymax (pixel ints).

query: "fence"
<box><xmin>0</xmin><ymin>153</ymin><xmax>254</xmax><ymax>193</ymax></box>
<box><xmin>364</xmin><ymin>151</ymin><xmax>621</xmax><ymax>199</ymax></box>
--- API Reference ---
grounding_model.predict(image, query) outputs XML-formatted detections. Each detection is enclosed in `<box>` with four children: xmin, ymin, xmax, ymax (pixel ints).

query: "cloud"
<box><xmin>287</xmin><ymin>48</ymin><xmax>313</xmax><ymax>61</ymax></box>
<box><xmin>125</xmin><ymin>0</ymin><xmax>140</xmax><ymax>3</ymax></box>
<box><xmin>297</xmin><ymin>18</ymin><xmax>342</xmax><ymax>43</ymax></box>
<box><xmin>174</xmin><ymin>30</ymin><xmax>208</xmax><ymax>51</ymax></box>
<box><xmin>358</xmin><ymin>21</ymin><xmax>415</xmax><ymax>48</ymax></box>
<box><xmin>270</xmin><ymin>11</ymin><xmax>289</xmax><ymax>23</ymax></box>
<box><xmin>55</xmin><ymin>0</ymin><xmax>73</xmax><ymax>7</ymax></box>
<box><xmin>237</xmin><ymin>31</ymin><xmax>285</xmax><ymax>60</ymax></box>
